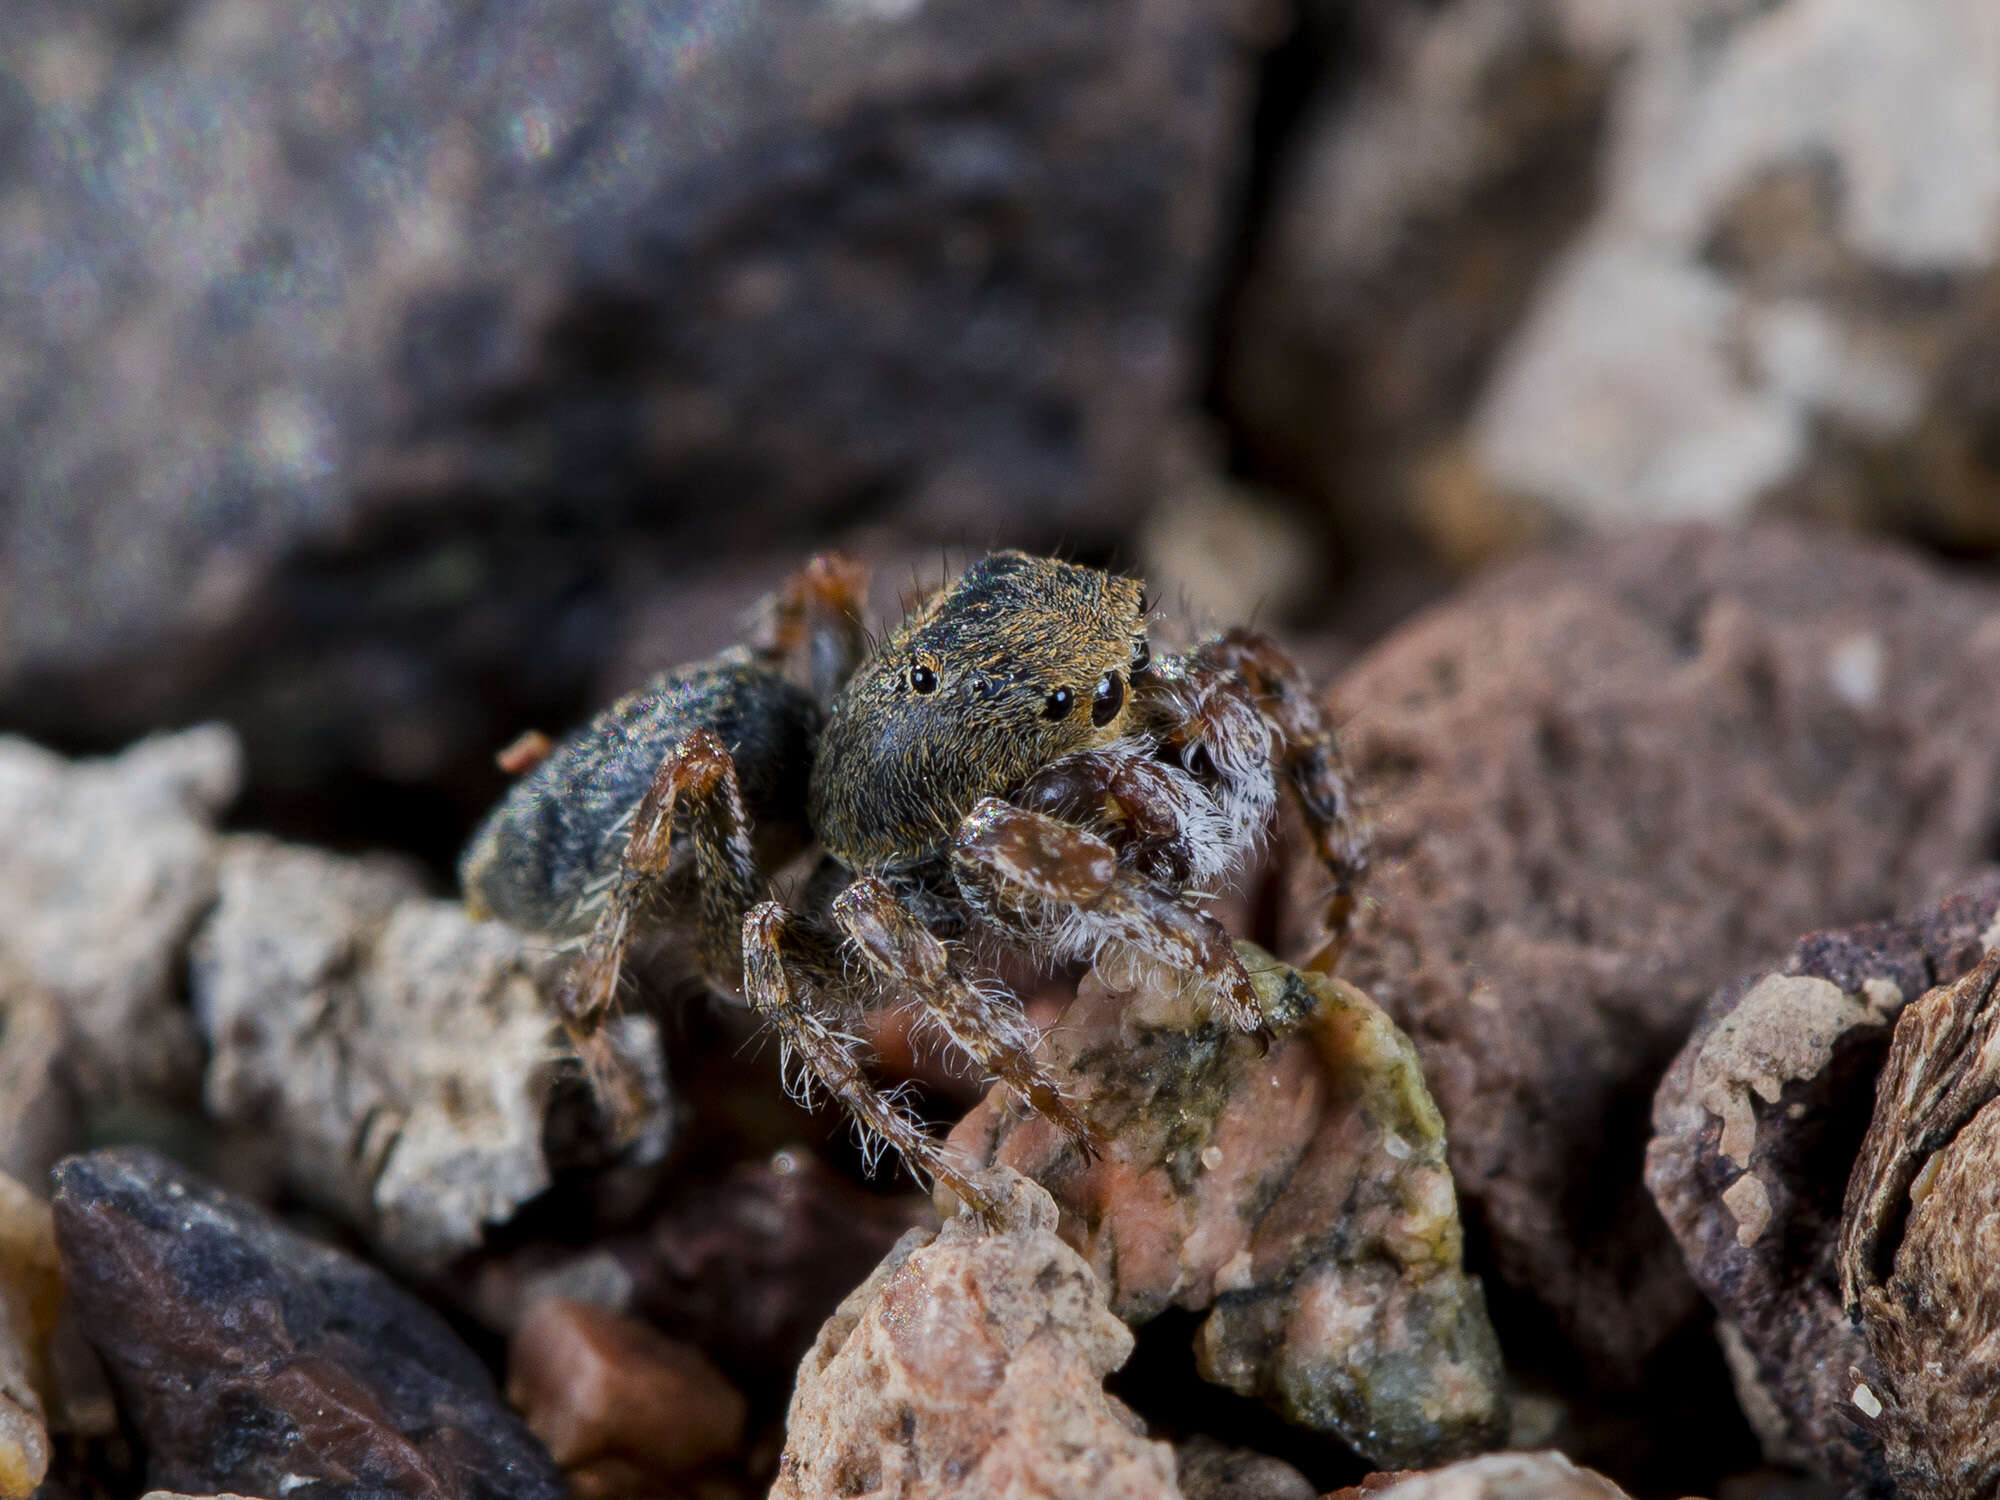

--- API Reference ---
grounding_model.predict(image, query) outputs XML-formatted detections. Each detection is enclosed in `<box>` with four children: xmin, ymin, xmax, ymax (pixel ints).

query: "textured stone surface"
<box><xmin>1646</xmin><ymin>874</ymin><xmax>2000</xmax><ymax>1488</ymax></box>
<box><xmin>51</xmin><ymin>1146</ymin><xmax>564</xmax><ymax>1500</ymax></box>
<box><xmin>1839</xmin><ymin>949</ymin><xmax>2000</xmax><ymax>1498</ymax></box>
<box><xmin>0</xmin><ymin>0</ymin><xmax>1275</xmax><ymax>824</ymax></box>
<box><xmin>1174</xmin><ymin>1437</ymin><xmax>1315</xmax><ymax>1500</ymax></box>
<box><xmin>772</xmin><ymin>1168</ymin><xmax>1180</xmax><ymax>1500</ymax></box>
<box><xmin>1309</xmin><ymin>523</ymin><xmax>2000</xmax><ymax>1379</ymax></box>
<box><xmin>0</xmin><ymin>1175</ymin><xmax>57</xmax><ymax>1500</ymax></box>
<box><xmin>615</xmin><ymin>1152</ymin><xmax>928</xmax><ymax>1396</ymax></box>
<box><xmin>190</xmin><ymin>832</ymin><xmax>666</xmax><ymax>1273</ymax></box>
<box><xmin>1328</xmin><ymin>1451</ymin><xmax>1635</xmax><ymax>1500</ymax></box>
<box><xmin>1227</xmin><ymin>0</ymin><xmax>2000</xmax><ymax>568</ymax></box>
<box><xmin>506</xmin><ymin>1298</ymin><xmax>745</xmax><ymax>1476</ymax></box>
<box><xmin>951</xmin><ymin>945</ymin><xmax>1504</xmax><ymax>1469</ymax></box>
<box><xmin>0</xmin><ymin>727</ymin><xmax>237</xmax><ymax>1109</ymax></box>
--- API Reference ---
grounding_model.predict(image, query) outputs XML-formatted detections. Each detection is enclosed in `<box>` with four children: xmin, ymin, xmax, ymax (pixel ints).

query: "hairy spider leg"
<box><xmin>741</xmin><ymin>901</ymin><xmax>1000</xmax><ymax>1219</ymax></box>
<box><xmin>1166</xmin><ymin>631</ymin><xmax>1370</xmax><ymax>973</ymax></box>
<box><xmin>952</xmin><ymin>799</ymin><xmax>1268</xmax><ymax>1037</ymax></box>
<box><xmin>753</xmin><ymin>551</ymin><xmax>873</xmax><ymax>707</ymax></box>
<box><xmin>830</xmin><ymin>876</ymin><xmax>1098</xmax><ymax>1159</ymax></box>
<box><xmin>1014</xmin><ymin>744</ymin><xmax>1240</xmax><ymax>887</ymax></box>
<box><xmin>558</xmin><ymin>726</ymin><xmax>763</xmax><ymax>1130</ymax></box>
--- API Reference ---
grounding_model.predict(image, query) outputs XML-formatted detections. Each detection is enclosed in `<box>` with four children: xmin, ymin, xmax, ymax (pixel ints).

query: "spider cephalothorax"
<box><xmin>461</xmin><ymin>551</ymin><xmax>1368</xmax><ymax>1215</ymax></box>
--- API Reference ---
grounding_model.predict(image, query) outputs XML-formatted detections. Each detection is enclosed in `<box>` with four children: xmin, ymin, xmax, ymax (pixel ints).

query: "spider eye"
<box><xmin>1091</xmin><ymin>671</ymin><xmax>1125</xmax><ymax>727</ymax></box>
<box><xmin>1042</xmin><ymin>686</ymin><xmax>1074</xmax><ymax>720</ymax></box>
<box><xmin>909</xmin><ymin>663</ymin><xmax>938</xmax><ymax>694</ymax></box>
<box><xmin>1130</xmin><ymin>637</ymin><xmax>1151</xmax><ymax>675</ymax></box>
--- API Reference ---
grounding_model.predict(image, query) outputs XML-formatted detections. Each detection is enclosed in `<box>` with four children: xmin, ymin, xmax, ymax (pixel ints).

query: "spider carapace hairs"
<box><xmin>460</xmin><ymin>551</ymin><xmax>1368</xmax><ymax>1217</ymax></box>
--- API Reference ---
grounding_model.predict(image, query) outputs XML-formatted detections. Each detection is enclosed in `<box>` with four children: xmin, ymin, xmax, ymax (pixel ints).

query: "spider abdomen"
<box><xmin>461</xmin><ymin>658</ymin><xmax>821</xmax><ymax>937</ymax></box>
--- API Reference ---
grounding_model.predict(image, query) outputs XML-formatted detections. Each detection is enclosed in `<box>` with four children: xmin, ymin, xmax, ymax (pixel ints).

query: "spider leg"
<box><xmin>1014</xmin><ymin>744</ymin><xmax>1233</xmax><ymax>887</ymax></box>
<box><xmin>830</xmin><ymin>876</ymin><xmax>1097</xmax><ymax>1160</ymax></box>
<box><xmin>752</xmin><ymin>552</ymin><xmax>872</xmax><ymax>706</ymax></box>
<box><xmin>1163</xmin><ymin>630</ymin><xmax>1371</xmax><ymax>972</ymax></box>
<box><xmin>741</xmin><ymin>901</ymin><xmax>999</xmax><ymax>1218</ymax></box>
<box><xmin>952</xmin><ymin>798</ymin><xmax>1267</xmax><ymax>1037</ymax></box>
<box><xmin>560</xmin><ymin>727</ymin><xmax>762</xmax><ymax>1129</ymax></box>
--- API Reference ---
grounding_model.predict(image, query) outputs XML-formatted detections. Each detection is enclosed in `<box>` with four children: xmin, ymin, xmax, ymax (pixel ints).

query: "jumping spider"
<box><xmin>461</xmin><ymin>551</ymin><xmax>1367</xmax><ymax>1215</ymax></box>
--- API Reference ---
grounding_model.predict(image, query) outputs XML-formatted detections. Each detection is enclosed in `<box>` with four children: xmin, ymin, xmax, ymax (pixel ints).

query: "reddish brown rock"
<box><xmin>506</xmin><ymin>1298</ymin><xmax>745</xmax><ymax>1476</ymax></box>
<box><xmin>1838</xmin><ymin>949</ymin><xmax>2000</xmax><ymax>1498</ymax></box>
<box><xmin>772</xmin><ymin>1168</ymin><xmax>1179</xmax><ymax>1500</ymax></box>
<box><xmin>1646</xmin><ymin>875</ymin><xmax>2000</xmax><ymax>1490</ymax></box>
<box><xmin>1311</xmin><ymin>524</ymin><xmax>2000</xmax><ymax>1380</ymax></box>
<box><xmin>950</xmin><ymin>945</ymin><xmax>1504</xmax><ymax>1469</ymax></box>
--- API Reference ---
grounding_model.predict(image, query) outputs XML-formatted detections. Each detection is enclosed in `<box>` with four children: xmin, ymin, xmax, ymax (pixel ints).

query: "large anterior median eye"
<box><xmin>909</xmin><ymin>663</ymin><xmax>938</xmax><ymax>694</ymax></box>
<box><xmin>1091</xmin><ymin>670</ymin><xmax>1124</xmax><ymax>726</ymax></box>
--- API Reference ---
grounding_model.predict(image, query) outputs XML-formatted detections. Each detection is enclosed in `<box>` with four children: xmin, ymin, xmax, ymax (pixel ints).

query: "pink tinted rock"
<box><xmin>772</xmin><ymin>1168</ymin><xmax>1179</xmax><ymax>1500</ymax></box>
<box><xmin>1309</xmin><ymin>524</ymin><xmax>2000</xmax><ymax>1380</ymax></box>
<box><xmin>949</xmin><ymin>945</ymin><xmax>1504</xmax><ymax>1469</ymax></box>
<box><xmin>506</xmin><ymin>1298</ymin><xmax>746</xmax><ymax>1475</ymax></box>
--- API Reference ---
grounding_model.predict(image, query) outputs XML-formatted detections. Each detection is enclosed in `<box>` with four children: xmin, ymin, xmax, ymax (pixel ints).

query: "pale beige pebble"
<box><xmin>0</xmin><ymin>1173</ymin><xmax>58</xmax><ymax>1500</ymax></box>
<box><xmin>1691</xmin><ymin>974</ymin><xmax>1896</xmax><ymax>1169</ymax></box>
<box><xmin>506</xmin><ymin>1297</ymin><xmax>746</xmax><ymax>1473</ymax></box>
<box><xmin>772</xmin><ymin>1167</ymin><xmax>1179</xmax><ymax>1500</ymax></box>
<box><xmin>0</xmin><ymin>727</ymin><xmax>239</xmax><ymax>1106</ymax></box>
<box><xmin>1337</xmin><ymin>1450</ymin><xmax>1636</xmax><ymax>1500</ymax></box>
<box><xmin>189</xmin><ymin>835</ymin><xmax>670</xmax><ymax>1273</ymax></box>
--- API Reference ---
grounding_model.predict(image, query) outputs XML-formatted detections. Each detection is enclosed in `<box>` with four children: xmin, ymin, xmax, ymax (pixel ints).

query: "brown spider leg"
<box><xmin>952</xmin><ymin>798</ymin><xmax>1267</xmax><ymax>1037</ymax></box>
<box><xmin>751</xmin><ymin>552</ymin><xmax>872</xmax><ymax>705</ymax></box>
<box><xmin>830</xmin><ymin>876</ymin><xmax>1098</xmax><ymax>1160</ymax></box>
<box><xmin>1015</xmin><ymin>748</ymin><xmax>1220</xmax><ymax>886</ymax></box>
<box><xmin>1182</xmin><ymin>629</ymin><xmax>1371</xmax><ymax>972</ymax></box>
<box><xmin>559</xmin><ymin>727</ymin><xmax>762</xmax><ymax>1130</ymax></box>
<box><xmin>741</xmin><ymin>901</ymin><xmax>1000</xmax><ymax>1219</ymax></box>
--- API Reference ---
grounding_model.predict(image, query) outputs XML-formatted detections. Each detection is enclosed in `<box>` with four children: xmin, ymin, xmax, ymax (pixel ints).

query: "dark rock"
<box><xmin>1306</xmin><ymin>524</ymin><xmax>2000</xmax><ymax>1381</ymax></box>
<box><xmin>0</xmin><ymin>0</ymin><xmax>1277</xmax><ymax>836</ymax></box>
<box><xmin>613</xmin><ymin>1151</ymin><xmax>929</xmax><ymax>1398</ymax></box>
<box><xmin>1646</xmin><ymin>874</ymin><xmax>2000</xmax><ymax>1489</ymax></box>
<box><xmin>949</xmin><ymin>944</ymin><xmax>1505</xmax><ymax>1469</ymax></box>
<box><xmin>1175</xmin><ymin>1436</ymin><xmax>1315</xmax><ymax>1500</ymax></box>
<box><xmin>50</xmin><ymin>1146</ymin><xmax>564</xmax><ymax>1500</ymax></box>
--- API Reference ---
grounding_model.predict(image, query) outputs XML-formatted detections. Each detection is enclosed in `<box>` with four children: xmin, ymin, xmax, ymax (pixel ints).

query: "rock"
<box><xmin>0</xmin><ymin>0</ymin><xmax>1278</xmax><ymax>833</ymax></box>
<box><xmin>0</xmin><ymin>727</ymin><xmax>238</xmax><ymax>1110</ymax></box>
<box><xmin>771</xmin><ymin>1167</ymin><xmax>1180</xmax><ymax>1500</ymax></box>
<box><xmin>1173</xmin><ymin>1436</ymin><xmax>1315</xmax><ymax>1500</ymax></box>
<box><xmin>1837</xmin><ymin>947</ymin><xmax>2000</xmax><ymax>1498</ymax></box>
<box><xmin>1645</xmin><ymin>874</ymin><xmax>2000</xmax><ymax>1488</ymax></box>
<box><xmin>189</xmin><ymin>833</ymin><xmax>667</xmax><ymax>1274</ymax></box>
<box><xmin>1225</xmin><ymin>0</ymin><xmax>2000</xmax><ymax>570</ymax></box>
<box><xmin>950</xmin><ymin>944</ymin><xmax>1505</xmax><ymax>1469</ymax></box>
<box><xmin>1222</xmin><ymin>0</ymin><xmax>1608</xmax><ymax>569</ymax></box>
<box><xmin>614</xmin><ymin>1151</ymin><xmax>929</xmax><ymax>1397</ymax></box>
<box><xmin>506</xmin><ymin>1298</ymin><xmax>745</xmax><ymax>1476</ymax></box>
<box><xmin>1328</xmin><ymin>1451</ymin><xmax>1635</xmax><ymax>1500</ymax></box>
<box><xmin>1312</xmin><ymin>523</ymin><xmax>2000</xmax><ymax>1380</ymax></box>
<box><xmin>51</xmin><ymin>1145</ymin><xmax>564</xmax><ymax>1500</ymax></box>
<box><xmin>0</xmin><ymin>1174</ymin><xmax>58</xmax><ymax>1500</ymax></box>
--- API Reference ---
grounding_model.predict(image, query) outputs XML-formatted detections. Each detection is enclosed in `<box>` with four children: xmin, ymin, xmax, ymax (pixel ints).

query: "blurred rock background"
<box><xmin>6</xmin><ymin>0</ymin><xmax>2000</xmax><ymax>1495</ymax></box>
<box><xmin>7</xmin><ymin>0</ymin><xmax>1998</xmax><ymax>868</ymax></box>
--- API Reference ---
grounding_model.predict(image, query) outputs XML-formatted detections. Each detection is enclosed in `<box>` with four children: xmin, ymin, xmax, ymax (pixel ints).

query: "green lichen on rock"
<box><xmin>948</xmin><ymin>941</ymin><xmax>1507</xmax><ymax>1468</ymax></box>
